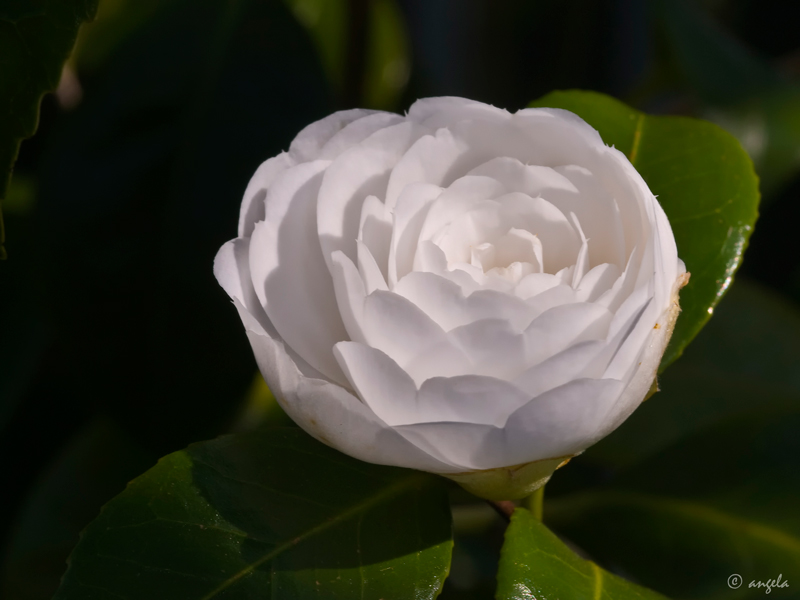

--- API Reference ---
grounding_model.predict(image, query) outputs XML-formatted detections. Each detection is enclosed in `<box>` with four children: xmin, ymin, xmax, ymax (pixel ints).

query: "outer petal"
<box><xmin>238</xmin><ymin>153</ymin><xmax>295</xmax><ymax>237</ymax></box>
<box><xmin>289</xmin><ymin>108</ymin><xmax>380</xmax><ymax>161</ymax></box>
<box><xmin>393</xmin><ymin>378</ymin><xmax>624</xmax><ymax>470</ymax></box>
<box><xmin>407</xmin><ymin>96</ymin><xmax>510</xmax><ymax>129</ymax></box>
<box><xmin>235</xmin><ymin>298</ymin><xmax>461</xmax><ymax>473</ymax></box>
<box><xmin>330</xmin><ymin>252</ymin><xmax>473</xmax><ymax>384</ymax></box>
<box><xmin>319</xmin><ymin>112</ymin><xmax>404</xmax><ymax>159</ymax></box>
<box><xmin>249</xmin><ymin>161</ymin><xmax>349</xmax><ymax>386</ymax></box>
<box><xmin>393</xmin><ymin>271</ymin><xmax>537</xmax><ymax>331</ymax></box>
<box><xmin>318</xmin><ymin>121</ymin><xmax>430</xmax><ymax>267</ymax></box>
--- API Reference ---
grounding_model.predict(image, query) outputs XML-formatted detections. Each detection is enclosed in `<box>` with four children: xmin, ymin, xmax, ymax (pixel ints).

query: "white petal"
<box><xmin>448</xmin><ymin>318</ymin><xmax>527</xmax><ymax>379</ymax></box>
<box><xmin>248</xmin><ymin>162</ymin><xmax>348</xmax><ymax>386</ymax></box>
<box><xmin>392</xmin><ymin>378</ymin><xmax>624</xmax><ymax>470</ymax></box>
<box><xmin>388</xmin><ymin>182</ymin><xmax>442</xmax><ymax>287</ymax></box>
<box><xmin>502</xmin><ymin>377</ymin><xmax>626</xmax><ymax>463</ymax></box>
<box><xmin>333</xmin><ymin>341</ymin><xmax>417</xmax><ymax>425</ymax></box>
<box><xmin>495</xmin><ymin>192</ymin><xmax>581</xmax><ymax>273</ymax></box>
<box><xmin>604</xmin><ymin>291</ymin><xmax>657</xmax><ymax>382</ymax></box>
<box><xmin>362</xmin><ymin>290</ymin><xmax>472</xmax><ymax>384</ymax></box>
<box><xmin>289</xmin><ymin>108</ymin><xmax>380</xmax><ymax>162</ymax></box>
<box><xmin>358</xmin><ymin>194</ymin><xmax>392</xmax><ymax>283</ymax></box>
<box><xmin>575</xmin><ymin>263</ymin><xmax>621</xmax><ymax>303</ymax></box>
<box><xmin>596</xmin><ymin>296</ymin><xmax>680</xmax><ymax>435</ymax></box>
<box><xmin>384</xmin><ymin>128</ymin><xmax>472</xmax><ymax>210</ymax></box>
<box><xmin>414</xmin><ymin>376</ymin><xmax>529</xmax><ymax>427</ymax></box>
<box><xmin>335</xmin><ymin>341</ymin><xmax>526</xmax><ymax>428</ymax></box>
<box><xmin>238</xmin><ymin>153</ymin><xmax>295</xmax><ymax>237</ymax></box>
<box><xmin>407</xmin><ymin>96</ymin><xmax>510</xmax><ymax>129</ymax></box>
<box><xmin>214</xmin><ymin>238</ymin><xmax>256</xmax><ymax>311</ymax></box>
<box><xmin>331</xmin><ymin>251</ymin><xmax>471</xmax><ymax>385</ymax></box>
<box><xmin>357</xmin><ymin>240</ymin><xmax>389</xmax><ymax>294</ymax></box>
<box><xmin>569</xmin><ymin>212</ymin><xmax>590</xmax><ymax>287</ymax></box>
<box><xmin>390</xmin><ymin>118</ymin><xmax>573</xmax><ymax>209</ymax></box>
<box><xmin>415</xmin><ymin>241</ymin><xmax>483</xmax><ymax>295</ymax></box>
<box><xmin>467</xmin><ymin>157</ymin><xmax>578</xmax><ymax>197</ymax></box>
<box><xmin>515</xmin><ymin>273</ymin><xmax>565</xmax><ymax>300</ymax></box>
<box><xmin>511</xmin><ymin>108</ymin><xmax>606</xmax><ymax>165</ymax></box>
<box><xmin>415</xmin><ymin>175</ymin><xmax>507</xmax><ymax>247</ymax></box>
<box><xmin>555</xmin><ymin>165</ymin><xmax>628</xmax><ymax>268</ymax></box>
<box><xmin>523</xmin><ymin>302</ymin><xmax>614</xmax><ymax>367</ymax></box>
<box><xmin>330</xmin><ymin>250</ymin><xmax>369</xmax><ymax>343</ymax></box>
<box><xmin>318</xmin><ymin>121</ymin><xmax>429</xmax><ymax>266</ymax></box>
<box><xmin>513</xmin><ymin>340</ymin><xmax>608</xmax><ymax>397</ymax></box>
<box><xmin>319</xmin><ymin>112</ymin><xmax>404</xmax><ymax>159</ymax></box>
<box><xmin>237</xmin><ymin>304</ymin><xmax>459</xmax><ymax>472</ymax></box>
<box><xmin>393</xmin><ymin>271</ymin><xmax>536</xmax><ymax>331</ymax></box>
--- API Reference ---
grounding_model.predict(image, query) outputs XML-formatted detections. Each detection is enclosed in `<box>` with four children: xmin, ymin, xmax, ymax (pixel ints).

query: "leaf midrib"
<box><xmin>198</xmin><ymin>472</ymin><xmax>430</xmax><ymax>600</ymax></box>
<box><xmin>547</xmin><ymin>490</ymin><xmax>800</xmax><ymax>554</ymax></box>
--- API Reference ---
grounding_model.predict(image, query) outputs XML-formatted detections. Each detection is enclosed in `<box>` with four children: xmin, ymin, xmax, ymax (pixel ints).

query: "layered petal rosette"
<box><xmin>214</xmin><ymin>97</ymin><xmax>688</xmax><ymax>499</ymax></box>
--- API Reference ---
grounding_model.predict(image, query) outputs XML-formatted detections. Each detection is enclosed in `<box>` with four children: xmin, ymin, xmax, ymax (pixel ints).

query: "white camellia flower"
<box><xmin>214</xmin><ymin>97</ymin><xmax>688</xmax><ymax>499</ymax></box>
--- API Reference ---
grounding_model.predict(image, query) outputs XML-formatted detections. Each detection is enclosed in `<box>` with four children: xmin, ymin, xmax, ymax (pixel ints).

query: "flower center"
<box><xmin>468</xmin><ymin>228</ymin><xmax>544</xmax><ymax>283</ymax></box>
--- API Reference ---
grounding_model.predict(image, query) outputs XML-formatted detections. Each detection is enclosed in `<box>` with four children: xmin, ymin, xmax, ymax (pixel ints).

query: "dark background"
<box><xmin>1</xmin><ymin>0</ymin><xmax>799</xmax><ymax>597</ymax></box>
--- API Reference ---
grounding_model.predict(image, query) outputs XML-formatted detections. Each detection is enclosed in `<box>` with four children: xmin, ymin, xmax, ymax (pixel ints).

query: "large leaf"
<box><xmin>530</xmin><ymin>90</ymin><xmax>760</xmax><ymax>368</ymax></box>
<box><xmin>0</xmin><ymin>0</ymin><xmax>99</xmax><ymax>258</ymax></box>
<box><xmin>496</xmin><ymin>508</ymin><xmax>666</xmax><ymax>600</ymax></box>
<box><xmin>546</xmin><ymin>409</ymin><xmax>800</xmax><ymax>600</ymax></box>
<box><xmin>55</xmin><ymin>428</ymin><xmax>453</xmax><ymax>599</ymax></box>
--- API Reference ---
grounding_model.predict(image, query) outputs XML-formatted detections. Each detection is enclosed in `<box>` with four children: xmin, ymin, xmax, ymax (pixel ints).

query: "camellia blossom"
<box><xmin>214</xmin><ymin>97</ymin><xmax>688</xmax><ymax>499</ymax></box>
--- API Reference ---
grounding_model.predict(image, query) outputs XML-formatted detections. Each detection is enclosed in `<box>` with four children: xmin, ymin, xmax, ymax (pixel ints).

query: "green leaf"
<box><xmin>55</xmin><ymin>429</ymin><xmax>453</xmax><ymax>599</ymax></box>
<box><xmin>0</xmin><ymin>0</ymin><xmax>99</xmax><ymax>258</ymax></box>
<box><xmin>497</xmin><ymin>508</ymin><xmax>667</xmax><ymax>600</ymax></box>
<box><xmin>529</xmin><ymin>90</ymin><xmax>760</xmax><ymax>368</ymax></box>
<box><xmin>546</xmin><ymin>409</ymin><xmax>800</xmax><ymax>600</ymax></box>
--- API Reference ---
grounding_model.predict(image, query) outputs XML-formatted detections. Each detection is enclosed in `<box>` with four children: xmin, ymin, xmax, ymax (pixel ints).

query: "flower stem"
<box><xmin>524</xmin><ymin>485</ymin><xmax>545</xmax><ymax>521</ymax></box>
<box><xmin>488</xmin><ymin>500</ymin><xmax>515</xmax><ymax>522</ymax></box>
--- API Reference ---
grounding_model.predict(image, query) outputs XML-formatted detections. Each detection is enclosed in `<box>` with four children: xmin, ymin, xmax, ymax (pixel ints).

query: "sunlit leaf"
<box><xmin>497</xmin><ymin>508</ymin><xmax>666</xmax><ymax>600</ymax></box>
<box><xmin>530</xmin><ymin>90</ymin><xmax>760</xmax><ymax>368</ymax></box>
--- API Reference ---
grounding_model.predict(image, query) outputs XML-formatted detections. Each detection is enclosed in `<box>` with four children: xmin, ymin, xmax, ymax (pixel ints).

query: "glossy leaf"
<box><xmin>530</xmin><ymin>90</ymin><xmax>760</xmax><ymax>368</ymax></box>
<box><xmin>497</xmin><ymin>508</ymin><xmax>666</xmax><ymax>600</ymax></box>
<box><xmin>55</xmin><ymin>428</ymin><xmax>453</xmax><ymax>599</ymax></box>
<box><xmin>0</xmin><ymin>0</ymin><xmax>99</xmax><ymax>258</ymax></box>
<box><xmin>546</xmin><ymin>409</ymin><xmax>800</xmax><ymax>600</ymax></box>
